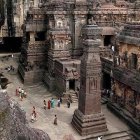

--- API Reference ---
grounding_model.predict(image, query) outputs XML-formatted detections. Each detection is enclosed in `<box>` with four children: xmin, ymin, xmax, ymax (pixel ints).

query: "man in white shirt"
<box><xmin>98</xmin><ymin>136</ymin><xmax>102</xmax><ymax>140</ymax></box>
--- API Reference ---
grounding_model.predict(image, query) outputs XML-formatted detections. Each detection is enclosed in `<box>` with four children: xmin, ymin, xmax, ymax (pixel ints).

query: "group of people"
<box><xmin>43</xmin><ymin>97</ymin><xmax>63</xmax><ymax>110</ymax></box>
<box><xmin>43</xmin><ymin>97</ymin><xmax>71</xmax><ymax>110</ymax></box>
<box><xmin>16</xmin><ymin>87</ymin><xmax>27</xmax><ymax>101</ymax></box>
<box><xmin>5</xmin><ymin>65</ymin><xmax>15</xmax><ymax>72</ymax></box>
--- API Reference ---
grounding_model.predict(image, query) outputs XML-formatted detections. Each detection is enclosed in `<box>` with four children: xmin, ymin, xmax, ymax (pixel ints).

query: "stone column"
<box><xmin>72</xmin><ymin>24</ymin><xmax>107</xmax><ymax>136</ymax></box>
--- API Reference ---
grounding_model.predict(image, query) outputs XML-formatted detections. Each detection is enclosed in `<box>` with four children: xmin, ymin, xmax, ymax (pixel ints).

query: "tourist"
<box><xmin>7</xmin><ymin>66</ymin><xmax>11</xmax><ymax>72</ymax></box>
<box><xmin>110</xmin><ymin>91</ymin><xmax>114</xmax><ymax>101</ymax></box>
<box><xmin>15</xmin><ymin>88</ymin><xmax>19</xmax><ymax>96</ymax></box>
<box><xmin>31</xmin><ymin>113</ymin><xmax>35</xmax><ymax>123</ymax></box>
<box><xmin>57</xmin><ymin>98</ymin><xmax>60</xmax><ymax>107</ymax></box>
<box><xmin>67</xmin><ymin>99</ymin><xmax>70</xmax><ymax>108</ymax></box>
<box><xmin>18</xmin><ymin>87</ymin><xmax>21</xmax><ymax>95</ymax></box>
<box><xmin>97</xmin><ymin>136</ymin><xmax>102</xmax><ymax>140</ymax></box>
<box><xmin>10</xmin><ymin>65</ymin><xmax>14</xmax><ymax>72</ymax></box>
<box><xmin>48</xmin><ymin>100</ymin><xmax>51</xmax><ymax>109</ymax></box>
<box><xmin>11</xmin><ymin>54</ymin><xmax>14</xmax><ymax>58</ymax></box>
<box><xmin>20</xmin><ymin>89</ymin><xmax>24</xmax><ymax>101</ymax></box>
<box><xmin>24</xmin><ymin>91</ymin><xmax>27</xmax><ymax>98</ymax></box>
<box><xmin>51</xmin><ymin>98</ymin><xmax>55</xmax><ymax>108</ymax></box>
<box><xmin>33</xmin><ymin>106</ymin><xmax>35</xmax><ymax>113</ymax></box>
<box><xmin>32</xmin><ymin>106</ymin><xmax>37</xmax><ymax>120</ymax></box>
<box><xmin>60</xmin><ymin>96</ymin><xmax>62</xmax><ymax>104</ymax></box>
<box><xmin>54</xmin><ymin>115</ymin><xmax>57</xmax><ymax>125</ymax></box>
<box><xmin>43</xmin><ymin>100</ymin><xmax>46</xmax><ymax>110</ymax></box>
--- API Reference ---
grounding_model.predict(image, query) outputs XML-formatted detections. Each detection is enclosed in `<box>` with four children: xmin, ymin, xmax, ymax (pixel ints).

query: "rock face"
<box><xmin>0</xmin><ymin>92</ymin><xmax>51</xmax><ymax>140</ymax></box>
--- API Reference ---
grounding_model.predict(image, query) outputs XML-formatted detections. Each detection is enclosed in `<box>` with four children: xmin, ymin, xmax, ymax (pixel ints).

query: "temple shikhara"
<box><xmin>0</xmin><ymin>0</ymin><xmax>140</xmax><ymax>140</ymax></box>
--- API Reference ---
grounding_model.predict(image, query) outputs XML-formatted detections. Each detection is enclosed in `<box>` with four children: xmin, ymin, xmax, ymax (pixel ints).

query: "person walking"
<box><xmin>97</xmin><ymin>136</ymin><xmax>102</xmax><ymax>140</ymax></box>
<box><xmin>31</xmin><ymin>113</ymin><xmax>35</xmax><ymax>123</ymax></box>
<box><xmin>57</xmin><ymin>98</ymin><xmax>60</xmax><ymax>107</ymax></box>
<box><xmin>51</xmin><ymin>98</ymin><xmax>55</xmax><ymax>108</ymax></box>
<box><xmin>18</xmin><ymin>87</ymin><xmax>21</xmax><ymax>95</ymax></box>
<box><xmin>20</xmin><ymin>89</ymin><xmax>24</xmax><ymax>101</ymax></box>
<box><xmin>67</xmin><ymin>99</ymin><xmax>70</xmax><ymax>108</ymax></box>
<box><xmin>48</xmin><ymin>100</ymin><xmax>51</xmax><ymax>109</ymax></box>
<box><xmin>60</xmin><ymin>97</ymin><xmax>62</xmax><ymax>104</ymax></box>
<box><xmin>24</xmin><ymin>91</ymin><xmax>27</xmax><ymax>98</ymax></box>
<box><xmin>32</xmin><ymin>106</ymin><xmax>37</xmax><ymax>120</ymax></box>
<box><xmin>15</xmin><ymin>88</ymin><xmax>19</xmax><ymax>96</ymax></box>
<box><xmin>54</xmin><ymin>115</ymin><xmax>57</xmax><ymax>125</ymax></box>
<box><xmin>43</xmin><ymin>100</ymin><xmax>47</xmax><ymax>110</ymax></box>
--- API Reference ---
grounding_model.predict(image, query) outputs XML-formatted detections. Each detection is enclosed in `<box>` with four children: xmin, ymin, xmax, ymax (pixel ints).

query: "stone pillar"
<box><xmin>72</xmin><ymin>24</ymin><xmax>107</xmax><ymax>136</ymax></box>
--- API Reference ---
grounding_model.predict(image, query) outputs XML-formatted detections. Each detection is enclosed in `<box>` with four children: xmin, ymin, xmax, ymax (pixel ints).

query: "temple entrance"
<box><xmin>2</xmin><ymin>37</ymin><xmax>22</xmax><ymax>52</ymax></box>
<box><xmin>102</xmin><ymin>72</ymin><xmax>111</xmax><ymax>90</ymax></box>
<box><xmin>69</xmin><ymin>79</ymin><xmax>75</xmax><ymax>90</ymax></box>
<box><xmin>104</xmin><ymin>35</ymin><xmax>112</xmax><ymax>46</ymax></box>
<box><xmin>131</xmin><ymin>53</ymin><xmax>137</xmax><ymax>69</ymax></box>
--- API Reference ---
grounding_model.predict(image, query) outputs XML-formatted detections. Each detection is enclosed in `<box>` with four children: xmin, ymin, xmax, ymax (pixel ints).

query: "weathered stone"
<box><xmin>72</xmin><ymin>24</ymin><xmax>107</xmax><ymax>136</ymax></box>
<box><xmin>0</xmin><ymin>91</ymin><xmax>50</xmax><ymax>140</ymax></box>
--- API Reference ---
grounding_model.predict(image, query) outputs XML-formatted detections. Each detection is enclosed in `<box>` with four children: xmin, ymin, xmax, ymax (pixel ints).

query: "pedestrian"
<box><xmin>44</xmin><ymin>100</ymin><xmax>46</xmax><ymax>110</ymax></box>
<box><xmin>24</xmin><ymin>91</ymin><xmax>27</xmax><ymax>98</ymax></box>
<box><xmin>97</xmin><ymin>136</ymin><xmax>102</xmax><ymax>140</ymax></box>
<box><xmin>60</xmin><ymin>97</ymin><xmax>62</xmax><ymax>104</ymax></box>
<box><xmin>18</xmin><ymin>87</ymin><xmax>21</xmax><ymax>96</ymax></box>
<box><xmin>67</xmin><ymin>99</ymin><xmax>70</xmax><ymax>108</ymax></box>
<box><xmin>48</xmin><ymin>100</ymin><xmax>51</xmax><ymax>109</ymax></box>
<box><xmin>15</xmin><ymin>88</ymin><xmax>19</xmax><ymax>96</ymax></box>
<box><xmin>20</xmin><ymin>89</ymin><xmax>24</xmax><ymax>101</ymax></box>
<box><xmin>7</xmin><ymin>66</ymin><xmax>11</xmax><ymax>72</ymax></box>
<box><xmin>32</xmin><ymin>106</ymin><xmax>37</xmax><ymax>120</ymax></box>
<box><xmin>57</xmin><ymin>98</ymin><xmax>60</xmax><ymax>107</ymax></box>
<box><xmin>33</xmin><ymin>106</ymin><xmax>35</xmax><ymax>113</ymax></box>
<box><xmin>51</xmin><ymin>98</ymin><xmax>55</xmax><ymax>108</ymax></box>
<box><xmin>54</xmin><ymin>115</ymin><xmax>57</xmax><ymax>125</ymax></box>
<box><xmin>31</xmin><ymin>113</ymin><xmax>35</xmax><ymax>123</ymax></box>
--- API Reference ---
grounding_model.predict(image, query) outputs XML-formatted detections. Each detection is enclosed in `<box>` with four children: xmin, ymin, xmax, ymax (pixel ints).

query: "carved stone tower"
<box><xmin>72</xmin><ymin>24</ymin><xmax>107</xmax><ymax>136</ymax></box>
<box><xmin>18</xmin><ymin>8</ymin><xmax>47</xmax><ymax>84</ymax></box>
<box><xmin>44</xmin><ymin>0</ymin><xmax>72</xmax><ymax>90</ymax></box>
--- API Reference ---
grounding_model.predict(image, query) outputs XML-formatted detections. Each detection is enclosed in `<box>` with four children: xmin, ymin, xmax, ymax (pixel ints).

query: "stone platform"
<box><xmin>72</xmin><ymin>109</ymin><xmax>107</xmax><ymax>136</ymax></box>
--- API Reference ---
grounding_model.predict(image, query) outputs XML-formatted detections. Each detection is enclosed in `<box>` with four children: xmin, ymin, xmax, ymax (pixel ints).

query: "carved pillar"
<box><xmin>72</xmin><ymin>25</ymin><xmax>107</xmax><ymax>136</ymax></box>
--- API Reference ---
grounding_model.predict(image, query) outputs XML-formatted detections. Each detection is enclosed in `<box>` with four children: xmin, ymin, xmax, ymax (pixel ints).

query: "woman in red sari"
<box><xmin>48</xmin><ymin>100</ymin><xmax>51</xmax><ymax>109</ymax></box>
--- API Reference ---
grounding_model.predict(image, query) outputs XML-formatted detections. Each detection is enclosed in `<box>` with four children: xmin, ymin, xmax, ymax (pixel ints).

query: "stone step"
<box><xmin>105</xmin><ymin>132</ymin><xmax>132</xmax><ymax>140</ymax></box>
<box><xmin>82</xmin><ymin>131</ymin><xmax>133</xmax><ymax>140</ymax></box>
<box><xmin>71</xmin><ymin>93</ymin><xmax>78</xmax><ymax>103</ymax></box>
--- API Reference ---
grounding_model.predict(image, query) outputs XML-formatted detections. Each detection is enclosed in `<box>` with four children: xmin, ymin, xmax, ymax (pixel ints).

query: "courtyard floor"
<box><xmin>0</xmin><ymin>54</ymin><xmax>131</xmax><ymax>140</ymax></box>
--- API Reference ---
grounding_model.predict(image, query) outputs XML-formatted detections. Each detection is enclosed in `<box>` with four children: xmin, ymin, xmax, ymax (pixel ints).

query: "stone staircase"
<box><xmin>69</xmin><ymin>90</ymin><xmax>78</xmax><ymax>103</ymax></box>
<box><xmin>62</xmin><ymin>90</ymin><xmax>78</xmax><ymax>103</ymax></box>
<box><xmin>82</xmin><ymin>131</ymin><xmax>134</xmax><ymax>140</ymax></box>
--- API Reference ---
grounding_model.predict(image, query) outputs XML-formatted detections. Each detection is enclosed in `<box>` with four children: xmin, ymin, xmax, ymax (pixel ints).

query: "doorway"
<box><xmin>102</xmin><ymin>72</ymin><xmax>111</xmax><ymax>90</ymax></box>
<box><xmin>131</xmin><ymin>53</ymin><xmax>137</xmax><ymax>69</ymax></box>
<box><xmin>69</xmin><ymin>79</ymin><xmax>75</xmax><ymax>90</ymax></box>
<box><xmin>104</xmin><ymin>35</ymin><xmax>112</xmax><ymax>46</ymax></box>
